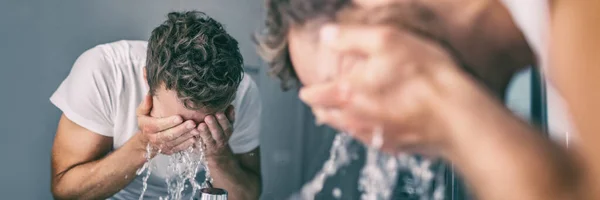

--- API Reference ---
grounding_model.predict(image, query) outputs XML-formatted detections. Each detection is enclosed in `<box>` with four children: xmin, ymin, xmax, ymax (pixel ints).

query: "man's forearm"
<box><xmin>207</xmin><ymin>156</ymin><xmax>261</xmax><ymax>200</ymax></box>
<box><xmin>52</xmin><ymin>134</ymin><xmax>148</xmax><ymax>199</ymax></box>
<box><xmin>441</xmin><ymin>78</ymin><xmax>580</xmax><ymax>200</ymax></box>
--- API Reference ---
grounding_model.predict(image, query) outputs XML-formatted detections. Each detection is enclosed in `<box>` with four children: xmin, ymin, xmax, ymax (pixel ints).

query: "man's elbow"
<box><xmin>51</xmin><ymin>181</ymin><xmax>71</xmax><ymax>200</ymax></box>
<box><xmin>51</xmin><ymin>179</ymin><xmax>81</xmax><ymax>200</ymax></box>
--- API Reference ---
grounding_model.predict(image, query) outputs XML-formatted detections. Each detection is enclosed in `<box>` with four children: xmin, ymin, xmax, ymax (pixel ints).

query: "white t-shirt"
<box><xmin>500</xmin><ymin>0</ymin><xmax>576</xmax><ymax>144</ymax></box>
<box><xmin>50</xmin><ymin>40</ymin><xmax>261</xmax><ymax>199</ymax></box>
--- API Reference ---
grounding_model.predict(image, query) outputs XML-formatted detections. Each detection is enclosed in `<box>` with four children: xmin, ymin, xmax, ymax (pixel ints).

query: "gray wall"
<box><xmin>0</xmin><ymin>0</ymin><xmax>314</xmax><ymax>199</ymax></box>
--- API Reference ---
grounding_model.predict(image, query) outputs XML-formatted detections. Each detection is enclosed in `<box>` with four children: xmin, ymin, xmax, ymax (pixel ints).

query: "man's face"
<box><xmin>150</xmin><ymin>84</ymin><xmax>213</xmax><ymax>123</ymax></box>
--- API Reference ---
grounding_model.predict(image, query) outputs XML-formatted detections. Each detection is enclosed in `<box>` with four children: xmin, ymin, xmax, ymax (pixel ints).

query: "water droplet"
<box><xmin>332</xmin><ymin>188</ymin><xmax>342</xmax><ymax>199</ymax></box>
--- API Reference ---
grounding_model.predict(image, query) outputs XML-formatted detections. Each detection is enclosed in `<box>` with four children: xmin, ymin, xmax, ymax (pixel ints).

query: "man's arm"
<box><xmin>208</xmin><ymin>147</ymin><xmax>262</xmax><ymax>200</ymax></box>
<box><xmin>51</xmin><ymin>114</ymin><xmax>148</xmax><ymax>199</ymax></box>
<box><xmin>441</xmin><ymin>77</ymin><xmax>581</xmax><ymax>200</ymax></box>
<box><xmin>551</xmin><ymin>0</ymin><xmax>600</xmax><ymax>198</ymax></box>
<box><xmin>196</xmin><ymin>111</ymin><xmax>261</xmax><ymax>200</ymax></box>
<box><xmin>51</xmin><ymin>94</ymin><xmax>199</xmax><ymax>199</ymax></box>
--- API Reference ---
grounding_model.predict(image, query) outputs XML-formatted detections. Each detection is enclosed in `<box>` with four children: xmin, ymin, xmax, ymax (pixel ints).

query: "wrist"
<box><xmin>206</xmin><ymin>150</ymin><xmax>236</xmax><ymax>168</ymax></box>
<box><xmin>125</xmin><ymin>132</ymin><xmax>153</xmax><ymax>165</ymax></box>
<box><xmin>428</xmin><ymin>66</ymin><xmax>496</xmax><ymax>158</ymax></box>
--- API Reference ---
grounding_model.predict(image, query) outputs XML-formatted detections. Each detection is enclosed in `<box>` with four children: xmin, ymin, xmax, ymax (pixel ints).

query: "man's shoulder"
<box><xmin>236</xmin><ymin>73</ymin><xmax>259</xmax><ymax>99</ymax></box>
<box><xmin>232</xmin><ymin>73</ymin><xmax>261</xmax><ymax>111</ymax></box>
<box><xmin>99</xmin><ymin>40</ymin><xmax>148</xmax><ymax>61</ymax></box>
<box><xmin>100</xmin><ymin>40</ymin><xmax>147</xmax><ymax>49</ymax></box>
<box><xmin>68</xmin><ymin>40</ymin><xmax>148</xmax><ymax>104</ymax></box>
<box><xmin>78</xmin><ymin>40</ymin><xmax>147</xmax><ymax>64</ymax></box>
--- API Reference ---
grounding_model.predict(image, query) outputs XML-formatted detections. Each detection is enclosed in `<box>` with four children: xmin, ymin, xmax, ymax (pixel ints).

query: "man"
<box><xmin>50</xmin><ymin>11</ymin><xmax>261</xmax><ymax>200</ymax></box>
<box><xmin>258</xmin><ymin>0</ymin><xmax>579</xmax><ymax>199</ymax></box>
<box><xmin>256</xmin><ymin>0</ymin><xmax>568</xmax><ymax>199</ymax></box>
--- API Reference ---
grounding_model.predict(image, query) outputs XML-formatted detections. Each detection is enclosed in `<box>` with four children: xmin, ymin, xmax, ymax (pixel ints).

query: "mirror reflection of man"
<box><xmin>50</xmin><ymin>11</ymin><xmax>261</xmax><ymax>200</ymax></box>
<box><xmin>257</xmin><ymin>0</ymin><xmax>536</xmax><ymax>199</ymax></box>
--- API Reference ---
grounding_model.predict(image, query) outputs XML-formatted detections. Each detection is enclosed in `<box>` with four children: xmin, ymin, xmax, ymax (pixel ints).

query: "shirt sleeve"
<box><xmin>50</xmin><ymin>46</ymin><xmax>116</xmax><ymax>137</ymax></box>
<box><xmin>228</xmin><ymin>75</ymin><xmax>262</xmax><ymax>154</ymax></box>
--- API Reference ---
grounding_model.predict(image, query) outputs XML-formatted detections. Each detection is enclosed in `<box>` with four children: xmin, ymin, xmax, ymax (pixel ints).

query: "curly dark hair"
<box><xmin>147</xmin><ymin>11</ymin><xmax>244</xmax><ymax>111</ymax></box>
<box><xmin>256</xmin><ymin>0</ymin><xmax>351</xmax><ymax>90</ymax></box>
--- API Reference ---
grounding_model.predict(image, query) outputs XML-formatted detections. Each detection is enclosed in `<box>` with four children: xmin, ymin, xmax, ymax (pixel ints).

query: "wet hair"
<box><xmin>256</xmin><ymin>1</ymin><xmax>477</xmax><ymax>91</ymax></box>
<box><xmin>147</xmin><ymin>11</ymin><xmax>244</xmax><ymax>111</ymax></box>
<box><xmin>255</xmin><ymin>0</ymin><xmax>351</xmax><ymax>90</ymax></box>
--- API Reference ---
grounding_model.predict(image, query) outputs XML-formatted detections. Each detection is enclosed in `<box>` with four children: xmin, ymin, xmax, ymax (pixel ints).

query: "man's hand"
<box><xmin>299</xmin><ymin>24</ymin><xmax>469</xmax><ymax>154</ymax></box>
<box><xmin>136</xmin><ymin>94</ymin><xmax>200</xmax><ymax>155</ymax></box>
<box><xmin>336</xmin><ymin>0</ymin><xmax>533</xmax><ymax>96</ymax></box>
<box><xmin>197</xmin><ymin>105</ymin><xmax>236</xmax><ymax>161</ymax></box>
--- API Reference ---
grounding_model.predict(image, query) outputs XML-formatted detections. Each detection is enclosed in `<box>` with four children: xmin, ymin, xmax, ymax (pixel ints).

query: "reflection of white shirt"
<box><xmin>50</xmin><ymin>40</ymin><xmax>261</xmax><ymax>199</ymax></box>
<box><xmin>500</xmin><ymin>0</ymin><xmax>576</xmax><ymax>144</ymax></box>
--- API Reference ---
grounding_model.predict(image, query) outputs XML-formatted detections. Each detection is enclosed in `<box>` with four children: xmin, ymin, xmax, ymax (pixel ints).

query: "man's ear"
<box><xmin>225</xmin><ymin>105</ymin><xmax>235</xmax><ymax>123</ymax></box>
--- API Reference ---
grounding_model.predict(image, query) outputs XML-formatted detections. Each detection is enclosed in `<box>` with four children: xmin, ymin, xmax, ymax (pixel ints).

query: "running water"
<box><xmin>293</xmin><ymin>128</ymin><xmax>446</xmax><ymax>200</ymax></box>
<box><xmin>396</xmin><ymin>154</ymin><xmax>446</xmax><ymax>200</ymax></box>
<box><xmin>137</xmin><ymin>143</ymin><xmax>155</xmax><ymax>200</ymax></box>
<box><xmin>289</xmin><ymin>133</ymin><xmax>354</xmax><ymax>200</ymax></box>
<box><xmin>164</xmin><ymin>145</ymin><xmax>205</xmax><ymax>200</ymax></box>
<box><xmin>138</xmin><ymin>141</ymin><xmax>211</xmax><ymax>200</ymax></box>
<box><xmin>358</xmin><ymin>130</ymin><xmax>399</xmax><ymax>200</ymax></box>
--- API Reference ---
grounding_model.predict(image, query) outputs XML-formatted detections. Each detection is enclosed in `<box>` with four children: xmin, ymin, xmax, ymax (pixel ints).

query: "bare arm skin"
<box><xmin>51</xmin><ymin>95</ymin><xmax>198</xmax><ymax>199</ymax></box>
<box><xmin>197</xmin><ymin>111</ymin><xmax>261</xmax><ymax>200</ymax></box>
<box><xmin>440</xmin><ymin>70</ymin><xmax>581</xmax><ymax>200</ymax></box>
<box><xmin>550</xmin><ymin>0</ymin><xmax>600</xmax><ymax>198</ymax></box>
<box><xmin>51</xmin><ymin>115</ymin><xmax>147</xmax><ymax>199</ymax></box>
<box><xmin>208</xmin><ymin>148</ymin><xmax>262</xmax><ymax>200</ymax></box>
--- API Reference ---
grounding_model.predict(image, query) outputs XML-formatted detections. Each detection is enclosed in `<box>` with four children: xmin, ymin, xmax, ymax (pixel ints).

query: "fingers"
<box><xmin>138</xmin><ymin>115</ymin><xmax>183</xmax><ymax>133</ymax></box>
<box><xmin>315</xmin><ymin>108</ymin><xmax>376</xmax><ymax>135</ymax></box>
<box><xmin>299</xmin><ymin>80</ymin><xmax>351</xmax><ymax>108</ymax></box>
<box><xmin>198</xmin><ymin>123</ymin><xmax>215</xmax><ymax>147</ymax></box>
<box><xmin>225</xmin><ymin>105</ymin><xmax>235</xmax><ymax>123</ymax></box>
<box><xmin>165</xmin><ymin>129</ymin><xmax>200</xmax><ymax>149</ymax></box>
<box><xmin>136</xmin><ymin>93</ymin><xmax>153</xmax><ymax>116</ymax></box>
<box><xmin>204</xmin><ymin>115</ymin><xmax>226</xmax><ymax>143</ymax></box>
<box><xmin>157</xmin><ymin>120</ymin><xmax>196</xmax><ymax>141</ymax></box>
<box><xmin>320</xmin><ymin>24</ymin><xmax>397</xmax><ymax>54</ymax></box>
<box><xmin>135</xmin><ymin>93</ymin><xmax>184</xmax><ymax>133</ymax></box>
<box><xmin>216</xmin><ymin>113</ymin><xmax>233</xmax><ymax>139</ymax></box>
<box><xmin>165</xmin><ymin>138</ymin><xmax>196</xmax><ymax>155</ymax></box>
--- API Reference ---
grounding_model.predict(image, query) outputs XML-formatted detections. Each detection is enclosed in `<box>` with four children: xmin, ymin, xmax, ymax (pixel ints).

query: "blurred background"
<box><xmin>0</xmin><ymin>0</ymin><xmax>552</xmax><ymax>199</ymax></box>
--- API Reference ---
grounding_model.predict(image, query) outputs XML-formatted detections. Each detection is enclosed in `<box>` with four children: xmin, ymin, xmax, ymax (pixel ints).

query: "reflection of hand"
<box><xmin>196</xmin><ymin>106</ymin><xmax>236</xmax><ymax>161</ymax></box>
<box><xmin>300</xmin><ymin>24</ymin><xmax>468</xmax><ymax>153</ymax></box>
<box><xmin>341</xmin><ymin>0</ymin><xmax>530</xmax><ymax>95</ymax></box>
<box><xmin>136</xmin><ymin>94</ymin><xmax>200</xmax><ymax>156</ymax></box>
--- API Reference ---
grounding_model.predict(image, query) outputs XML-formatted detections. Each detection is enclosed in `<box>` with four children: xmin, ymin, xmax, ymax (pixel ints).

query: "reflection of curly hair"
<box><xmin>147</xmin><ymin>11</ymin><xmax>243</xmax><ymax>111</ymax></box>
<box><xmin>256</xmin><ymin>1</ymin><xmax>475</xmax><ymax>91</ymax></box>
<box><xmin>256</xmin><ymin>0</ymin><xmax>351</xmax><ymax>90</ymax></box>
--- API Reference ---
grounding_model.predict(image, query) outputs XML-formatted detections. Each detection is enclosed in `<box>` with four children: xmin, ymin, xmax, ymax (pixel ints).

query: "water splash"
<box><xmin>164</xmin><ymin>143</ymin><xmax>208</xmax><ymax>200</ymax></box>
<box><xmin>359</xmin><ymin>149</ymin><xmax>399</xmax><ymax>200</ymax></box>
<box><xmin>293</xmin><ymin>128</ymin><xmax>445</xmax><ymax>200</ymax></box>
<box><xmin>358</xmin><ymin>128</ymin><xmax>398</xmax><ymax>200</ymax></box>
<box><xmin>289</xmin><ymin>133</ymin><xmax>354</xmax><ymax>200</ymax></box>
<box><xmin>432</xmin><ymin>163</ymin><xmax>447</xmax><ymax>200</ymax></box>
<box><xmin>138</xmin><ymin>140</ymin><xmax>211</xmax><ymax>200</ymax></box>
<box><xmin>138</xmin><ymin>143</ymin><xmax>154</xmax><ymax>200</ymax></box>
<box><xmin>332</xmin><ymin>188</ymin><xmax>342</xmax><ymax>199</ymax></box>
